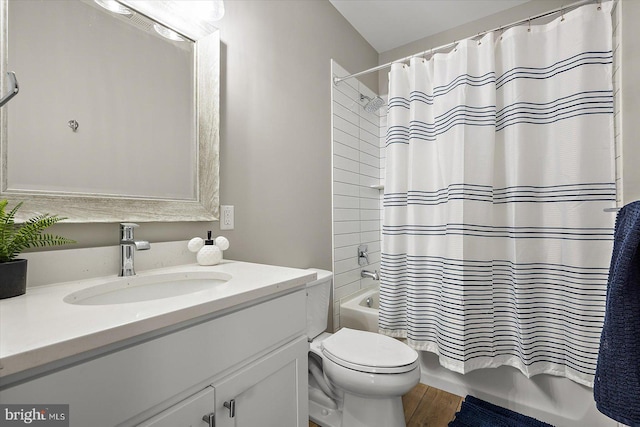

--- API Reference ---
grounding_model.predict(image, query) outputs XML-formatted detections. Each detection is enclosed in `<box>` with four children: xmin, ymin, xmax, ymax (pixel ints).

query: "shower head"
<box><xmin>360</xmin><ymin>94</ymin><xmax>385</xmax><ymax>113</ymax></box>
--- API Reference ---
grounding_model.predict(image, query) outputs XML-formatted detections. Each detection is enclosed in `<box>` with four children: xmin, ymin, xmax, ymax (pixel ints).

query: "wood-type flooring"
<box><xmin>309</xmin><ymin>383</ymin><xmax>463</xmax><ymax>427</ymax></box>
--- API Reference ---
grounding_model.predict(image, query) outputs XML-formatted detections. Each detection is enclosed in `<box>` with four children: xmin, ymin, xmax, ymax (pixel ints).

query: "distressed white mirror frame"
<box><xmin>0</xmin><ymin>0</ymin><xmax>220</xmax><ymax>222</ymax></box>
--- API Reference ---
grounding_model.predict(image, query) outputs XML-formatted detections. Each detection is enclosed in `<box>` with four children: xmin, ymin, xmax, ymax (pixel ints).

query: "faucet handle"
<box><xmin>120</xmin><ymin>222</ymin><xmax>139</xmax><ymax>241</ymax></box>
<box><xmin>358</xmin><ymin>244</ymin><xmax>369</xmax><ymax>266</ymax></box>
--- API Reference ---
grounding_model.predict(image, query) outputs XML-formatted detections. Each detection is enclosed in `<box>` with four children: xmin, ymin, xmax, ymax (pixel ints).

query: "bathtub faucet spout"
<box><xmin>361</xmin><ymin>269</ymin><xmax>380</xmax><ymax>281</ymax></box>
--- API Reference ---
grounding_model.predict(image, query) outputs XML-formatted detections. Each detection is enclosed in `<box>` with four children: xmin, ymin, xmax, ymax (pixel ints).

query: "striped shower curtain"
<box><xmin>379</xmin><ymin>3</ymin><xmax>615</xmax><ymax>387</ymax></box>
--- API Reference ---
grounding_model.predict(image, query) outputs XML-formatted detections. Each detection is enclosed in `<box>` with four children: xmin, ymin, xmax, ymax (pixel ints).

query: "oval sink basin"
<box><xmin>64</xmin><ymin>271</ymin><xmax>232</xmax><ymax>305</ymax></box>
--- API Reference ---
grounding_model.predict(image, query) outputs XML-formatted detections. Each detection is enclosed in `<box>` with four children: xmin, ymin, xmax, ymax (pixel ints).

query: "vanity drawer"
<box><xmin>193</xmin><ymin>288</ymin><xmax>307</xmax><ymax>370</ymax></box>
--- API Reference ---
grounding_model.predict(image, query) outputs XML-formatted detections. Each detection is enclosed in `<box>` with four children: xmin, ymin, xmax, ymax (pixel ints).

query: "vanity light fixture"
<box><xmin>94</xmin><ymin>0</ymin><xmax>132</xmax><ymax>16</ymax></box>
<box><xmin>153</xmin><ymin>23</ymin><xmax>185</xmax><ymax>42</ymax></box>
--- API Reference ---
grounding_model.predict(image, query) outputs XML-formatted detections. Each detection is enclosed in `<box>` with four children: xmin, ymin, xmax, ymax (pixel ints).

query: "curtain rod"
<box><xmin>333</xmin><ymin>0</ymin><xmax>605</xmax><ymax>86</ymax></box>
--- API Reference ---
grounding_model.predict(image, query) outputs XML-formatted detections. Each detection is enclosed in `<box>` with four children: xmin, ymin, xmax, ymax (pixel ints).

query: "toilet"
<box><xmin>306</xmin><ymin>269</ymin><xmax>420</xmax><ymax>427</ymax></box>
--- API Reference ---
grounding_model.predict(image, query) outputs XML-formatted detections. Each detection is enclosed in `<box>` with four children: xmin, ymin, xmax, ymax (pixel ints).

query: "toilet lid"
<box><xmin>321</xmin><ymin>328</ymin><xmax>419</xmax><ymax>374</ymax></box>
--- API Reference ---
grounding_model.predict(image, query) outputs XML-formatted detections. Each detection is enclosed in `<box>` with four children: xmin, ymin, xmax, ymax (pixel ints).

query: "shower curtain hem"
<box><xmin>379</xmin><ymin>328</ymin><xmax>595</xmax><ymax>388</ymax></box>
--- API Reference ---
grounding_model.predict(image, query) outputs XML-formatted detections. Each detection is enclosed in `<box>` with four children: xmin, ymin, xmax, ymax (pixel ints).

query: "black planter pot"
<box><xmin>0</xmin><ymin>259</ymin><xmax>27</xmax><ymax>299</ymax></box>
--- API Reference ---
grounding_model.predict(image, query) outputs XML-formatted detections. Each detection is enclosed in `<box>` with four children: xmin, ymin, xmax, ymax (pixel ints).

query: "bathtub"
<box><xmin>340</xmin><ymin>287</ymin><xmax>379</xmax><ymax>332</ymax></box>
<box><xmin>338</xmin><ymin>286</ymin><xmax>619</xmax><ymax>427</ymax></box>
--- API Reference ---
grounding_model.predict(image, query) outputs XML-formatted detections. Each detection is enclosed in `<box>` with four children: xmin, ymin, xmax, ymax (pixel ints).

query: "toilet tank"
<box><xmin>305</xmin><ymin>269</ymin><xmax>333</xmax><ymax>339</ymax></box>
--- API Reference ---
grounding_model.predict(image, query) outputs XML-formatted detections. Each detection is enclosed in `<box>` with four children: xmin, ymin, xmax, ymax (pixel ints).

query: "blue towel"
<box><xmin>594</xmin><ymin>201</ymin><xmax>640</xmax><ymax>426</ymax></box>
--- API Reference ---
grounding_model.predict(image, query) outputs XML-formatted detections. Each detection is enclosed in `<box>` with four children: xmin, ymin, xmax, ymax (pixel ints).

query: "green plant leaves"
<box><xmin>0</xmin><ymin>200</ymin><xmax>76</xmax><ymax>263</ymax></box>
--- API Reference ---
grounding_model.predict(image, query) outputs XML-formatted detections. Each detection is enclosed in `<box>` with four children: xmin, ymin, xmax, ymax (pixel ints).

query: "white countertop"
<box><xmin>0</xmin><ymin>260</ymin><xmax>316</xmax><ymax>380</ymax></box>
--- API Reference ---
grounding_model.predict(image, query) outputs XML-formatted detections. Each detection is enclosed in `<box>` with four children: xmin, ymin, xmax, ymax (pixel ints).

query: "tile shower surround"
<box><xmin>331</xmin><ymin>61</ymin><xmax>383</xmax><ymax>331</ymax></box>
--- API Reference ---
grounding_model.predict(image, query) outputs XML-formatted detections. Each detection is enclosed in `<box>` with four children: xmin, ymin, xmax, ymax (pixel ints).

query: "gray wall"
<box><xmin>621</xmin><ymin>0</ymin><xmax>640</xmax><ymax>204</ymax></box>
<box><xmin>214</xmin><ymin>0</ymin><xmax>377</xmax><ymax>270</ymax></box>
<box><xmin>40</xmin><ymin>0</ymin><xmax>378</xmax><ymax>271</ymax></box>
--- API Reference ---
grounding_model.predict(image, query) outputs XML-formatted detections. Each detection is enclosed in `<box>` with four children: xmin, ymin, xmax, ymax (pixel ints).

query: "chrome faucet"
<box><xmin>119</xmin><ymin>223</ymin><xmax>150</xmax><ymax>277</ymax></box>
<box><xmin>361</xmin><ymin>269</ymin><xmax>380</xmax><ymax>281</ymax></box>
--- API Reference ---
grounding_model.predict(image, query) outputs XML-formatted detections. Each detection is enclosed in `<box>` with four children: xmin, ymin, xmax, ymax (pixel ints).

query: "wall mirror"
<box><xmin>0</xmin><ymin>0</ymin><xmax>220</xmax><ymax>222</ymax></box>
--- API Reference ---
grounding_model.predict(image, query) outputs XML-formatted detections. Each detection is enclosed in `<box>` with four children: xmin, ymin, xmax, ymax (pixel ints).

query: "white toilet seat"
<box><xmin>321</xmin><ymin>328</ymin><xmax>419</xmax><ymax>374</ymax></box>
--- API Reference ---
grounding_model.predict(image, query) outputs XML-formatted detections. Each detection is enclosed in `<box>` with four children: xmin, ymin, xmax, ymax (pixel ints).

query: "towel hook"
<box><xmin>0</xmin><ymin>71</ymin><xmax>19</xmax><ymax>108</ymax></box>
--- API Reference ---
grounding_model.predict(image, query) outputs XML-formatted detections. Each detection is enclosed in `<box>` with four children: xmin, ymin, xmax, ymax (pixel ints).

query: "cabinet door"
<box><xmin>214</xmin><ymin>336</ymin><xmax>308</xmax><ymax>427</ymax></box>
<box><xmin>137</xmin><ymin>386</ymin><xmax>215</xmax><ymax>427</ymax></box>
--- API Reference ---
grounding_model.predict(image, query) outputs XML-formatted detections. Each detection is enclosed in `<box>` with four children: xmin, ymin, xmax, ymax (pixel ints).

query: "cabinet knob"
<box><xmin>202</xmin><ymin>412</ymin><xmax>215</xmax><ymax>426</ymax></box>
<box><xmin>223</xmin><ymin>399</ymin><xmax>236</xmax><ymax>418</ymax></box>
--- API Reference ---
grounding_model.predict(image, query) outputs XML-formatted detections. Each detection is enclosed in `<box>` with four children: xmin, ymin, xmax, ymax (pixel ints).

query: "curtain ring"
<box><xmin>597</xmin><ymin>0</ymin><xmax>602</xmax><ymax>10</ymax></box>
<box><xmin>561</xmin><ymin>7</ymin><xmax>565</xmax><ymax>21</ymax></box>
<box><xmin>453</xmin><ymin>41</ymin><xmax>457</xmax><ymax>52</ymax></box>
<box><xmin>527</xmin><ymin>18</ymin><xmax>531</xmax><ymax>32</ymax></box>
<box><xmin>477</xmin><ymin>32</ymin><xmax>482</xmax><ymax>45</ymax></box>
<box><xmin>499</xmin><ymin>27</ymin><xmax>504</xmax><ymax>41</ymax></box>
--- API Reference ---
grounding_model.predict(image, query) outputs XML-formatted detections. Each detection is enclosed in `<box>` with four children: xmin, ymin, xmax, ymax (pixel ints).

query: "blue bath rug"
<box><xmin>449</xmin><ymin>395</ymin><xmax>555</xmax><ymax>427</ymax></box>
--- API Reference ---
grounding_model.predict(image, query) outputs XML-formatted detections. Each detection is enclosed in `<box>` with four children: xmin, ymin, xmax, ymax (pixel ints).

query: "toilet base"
<box><xmin>342</xmin><ymin>393</ymin><xmax>406</xmax><ymax>427</ymax></box>
<box><xmin>309</xmin><ymin>398</ymin><xmax>342</xmax><ymax>427</ymax></box>
<box><xmin>309</xmin><ymin>384</ymin><xmax>407</xmax><ymax>427</ymax></box>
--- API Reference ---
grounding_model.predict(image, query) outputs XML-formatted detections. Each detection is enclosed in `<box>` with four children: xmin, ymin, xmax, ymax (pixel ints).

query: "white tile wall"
<box><xmin>331</xmin><ymin>60</ymin><xmax>382</xmax><ymax>331</ymax></box>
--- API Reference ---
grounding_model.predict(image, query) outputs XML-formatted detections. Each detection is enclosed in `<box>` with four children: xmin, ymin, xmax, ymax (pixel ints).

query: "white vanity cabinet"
<box><xmin>213</xmin><ymin>337</ymin><xmax>307</xmax><ymax>427</ymax></box>
<box><xmin>0</xmin><ymin>289</ymin><xmax>309</xmax><ymax>427</ymax></box>
<box><xmin>138</xmin><ymin>386</ymin><xmax>215</xmax><ymax>427</ymax></box>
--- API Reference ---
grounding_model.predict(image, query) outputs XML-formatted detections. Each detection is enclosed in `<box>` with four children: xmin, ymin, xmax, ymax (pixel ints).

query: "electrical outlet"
<box><xmin>220</xmin><ymin>205</ymin><xmax>234</xmax><ymax>230</ymax></box>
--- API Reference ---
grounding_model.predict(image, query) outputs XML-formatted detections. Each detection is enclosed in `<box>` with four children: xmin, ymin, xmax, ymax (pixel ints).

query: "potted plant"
<box><xmin>0</xmin><ymin>199</ymin><xmax>76</xmax><ymax>299</ymax></box>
